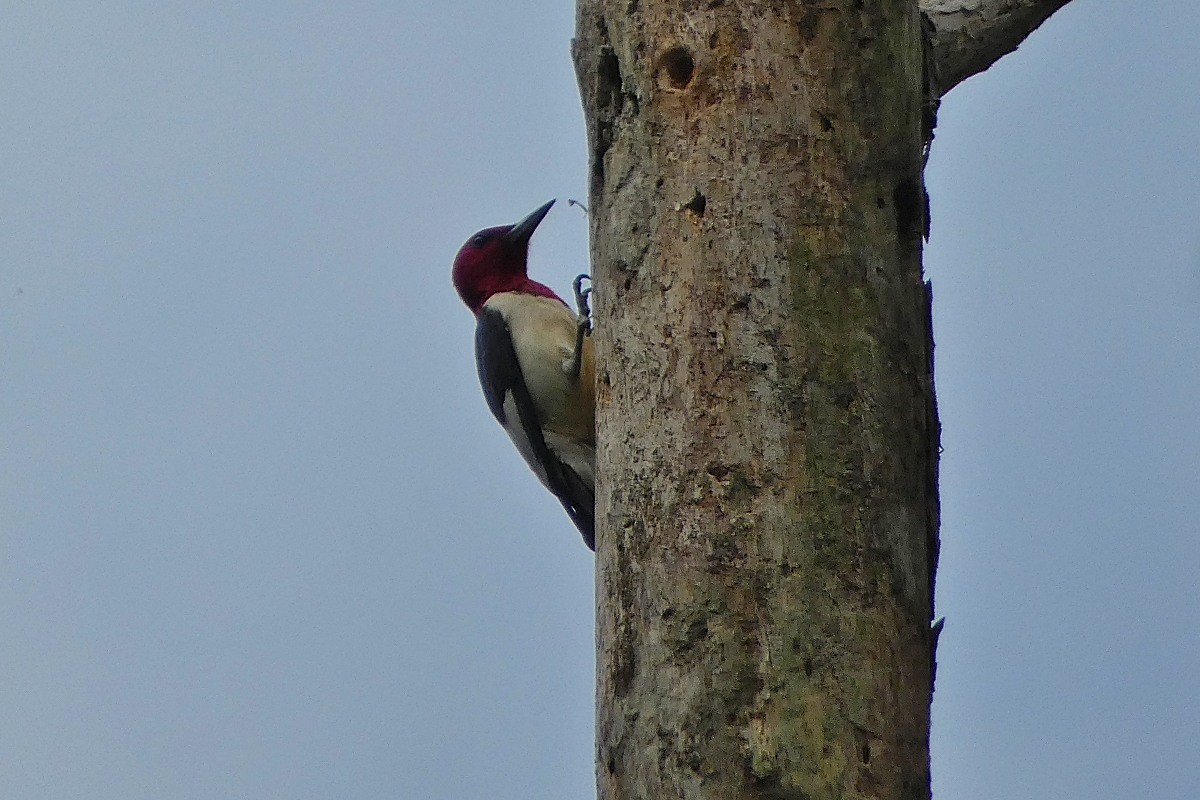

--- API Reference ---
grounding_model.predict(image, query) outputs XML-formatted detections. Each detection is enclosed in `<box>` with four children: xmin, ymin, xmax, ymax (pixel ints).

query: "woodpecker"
<box><xmin>452</xmin><ymin>200</ymin><xmax>596</xmax><ymax>550</ymax></box>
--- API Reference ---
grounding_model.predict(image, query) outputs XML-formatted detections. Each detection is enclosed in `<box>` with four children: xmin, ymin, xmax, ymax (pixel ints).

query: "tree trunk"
<box><xmin>572</xmin><ymin>1</ymin><xmax>1068</xmax><ymax>798</ymax></box>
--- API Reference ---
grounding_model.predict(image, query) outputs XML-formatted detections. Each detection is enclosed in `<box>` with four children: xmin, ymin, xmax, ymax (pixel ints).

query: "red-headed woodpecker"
<box><xmin>452</xmin><ymin>200</ymin><xmax>596</xmax><ymax>550</ymax></box>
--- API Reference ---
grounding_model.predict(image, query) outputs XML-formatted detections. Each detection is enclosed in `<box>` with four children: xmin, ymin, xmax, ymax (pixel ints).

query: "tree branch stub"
<box><xmin>921</xmin><ymin>0</ymin><xmax>1076</xmax><ymax>94</ymax></box>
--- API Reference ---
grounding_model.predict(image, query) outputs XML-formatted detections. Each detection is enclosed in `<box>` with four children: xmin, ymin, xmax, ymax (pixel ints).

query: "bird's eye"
<box><xmin>470</xmin><ymin>233</ymin><xmax>490</xmax><ymax>248</ymax></box>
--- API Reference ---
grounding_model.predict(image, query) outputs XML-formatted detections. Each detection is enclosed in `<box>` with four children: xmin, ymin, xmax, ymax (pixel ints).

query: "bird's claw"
<box><xmin>573</xmin><ymin>274</ymin><xmax>593</xmax><ymax>336</ymax></box>
<box><xmin>568</xmin><ymin>274</ymin><xmax>593</xmax><ymax>383</ymax></box>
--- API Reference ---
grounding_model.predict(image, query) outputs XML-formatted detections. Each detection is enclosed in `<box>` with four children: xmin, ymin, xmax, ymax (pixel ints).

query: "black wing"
<box><xmin>475</xmin><ymin>308</ymin><xmax>595</xmax><ymax>550</ymax></box>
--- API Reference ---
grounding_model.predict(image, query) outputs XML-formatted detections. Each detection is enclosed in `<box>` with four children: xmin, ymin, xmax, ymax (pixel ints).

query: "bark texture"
<box><xmin>921</xmin><ymin>0</ymin><xmax>1075</xmax><ymax>93</ymax></box>
<box><xmin>574</xmin><ymin>2</ymin><xmax>937</xmax><ymax>798</ymax></box>
<box><xmin>571</xmin><ymin>0</ymin><xmax>1079</xmax><ymax>797</ymax></box>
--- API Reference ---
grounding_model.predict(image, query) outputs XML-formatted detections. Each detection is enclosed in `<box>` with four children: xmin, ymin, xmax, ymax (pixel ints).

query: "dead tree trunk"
<box><xmin>573</xmin><ymin>2</ymin><xmax>1072</xmax><ymax>798</ymax></box>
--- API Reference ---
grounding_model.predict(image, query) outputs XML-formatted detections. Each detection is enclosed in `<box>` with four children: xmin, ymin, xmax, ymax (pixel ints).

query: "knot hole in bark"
<box><xmin>591</xmin><ymin>45</ymin><xmax>624</xmax><ymax>186</ymax></box>
<box><xmin>679</xmin><ymin>189</ymin><xmax>706</xmax><ymax>217</ymax></box>
<box><xmin>656</xmin><ymin>45</ymin><xmax>695</xmax><ymax>91</ymax></box>
<box><xmin>893</xmin><ymin>176</ymin><xmax>928</xmax><ymax>243</ymax></box>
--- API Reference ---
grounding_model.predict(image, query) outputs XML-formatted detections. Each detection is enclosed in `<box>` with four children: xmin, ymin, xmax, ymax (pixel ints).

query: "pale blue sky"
<box><xmin>2</xmin><ymin>3</ymin><xmax>1197</xmax><ymax>799</ymax></box>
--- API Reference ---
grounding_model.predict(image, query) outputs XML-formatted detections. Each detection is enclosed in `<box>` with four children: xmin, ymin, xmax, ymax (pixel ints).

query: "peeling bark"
<box><xmin>922</xmin><ymin>0</ymin><xmax>1075</xmax><ymax>93</ymax></box>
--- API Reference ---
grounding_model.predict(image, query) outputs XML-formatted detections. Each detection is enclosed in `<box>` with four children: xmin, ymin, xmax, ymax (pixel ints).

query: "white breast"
<box><xmin>483</xmin><ymin>292</ymin><xmax>595</xmax><ymax>489</ymax></box>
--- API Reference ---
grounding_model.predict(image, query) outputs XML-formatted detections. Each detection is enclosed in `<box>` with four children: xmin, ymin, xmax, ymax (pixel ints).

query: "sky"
<box><xmin>1</xmin><ymin>3</ymin><xmax>1197</xmax><ymax>799</ymax></box>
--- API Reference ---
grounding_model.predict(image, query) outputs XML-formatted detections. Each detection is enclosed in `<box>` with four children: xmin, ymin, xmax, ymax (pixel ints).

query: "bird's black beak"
<box><xmin>503</xmin><ymin>199</ymin><xmax>555</xmax><ymax>247</ymax></box>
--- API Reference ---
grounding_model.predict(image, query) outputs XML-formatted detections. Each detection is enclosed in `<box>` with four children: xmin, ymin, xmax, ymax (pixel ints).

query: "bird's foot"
<box><xmin>573</xmin><ymin>274</ymin><xmax>593</xmax><ymax>337</ymax></box>
<box><xmin>569</xmin><ymin>274</ymin><xmax>593</xmax><ymax>382</ymax></box>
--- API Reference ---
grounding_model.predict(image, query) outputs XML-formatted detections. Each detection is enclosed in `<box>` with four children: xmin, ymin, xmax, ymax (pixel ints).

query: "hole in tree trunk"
<box><xmin>657</xmin><ymin>46</ymin><xmax>695</xmax><ymax>90</ymax></box>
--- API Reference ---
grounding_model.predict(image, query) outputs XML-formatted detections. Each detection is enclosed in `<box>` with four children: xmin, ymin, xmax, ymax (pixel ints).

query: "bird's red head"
<box><xmin>451</xmin><ymin>200</ymin><xmax>561</xmax><ymax>314</ymax></box>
